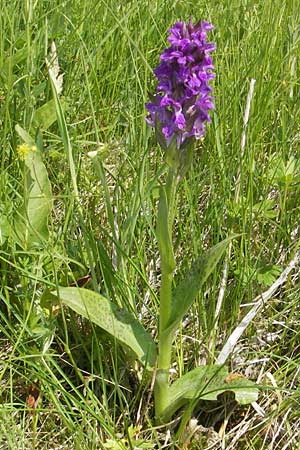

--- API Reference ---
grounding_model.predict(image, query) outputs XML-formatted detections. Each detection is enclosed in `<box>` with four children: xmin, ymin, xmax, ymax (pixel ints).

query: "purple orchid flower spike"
<box><xmin>146</xmin><ymin>19</ymin><xmax>216</xmax><ymax>160</ymax></box>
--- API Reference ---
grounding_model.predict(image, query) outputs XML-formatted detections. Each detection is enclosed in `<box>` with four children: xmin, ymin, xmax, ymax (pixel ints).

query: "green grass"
<box><xmin>1</xmin><ymin>0</ymin><xmax>300</xmax><ymax>448</ymax></box>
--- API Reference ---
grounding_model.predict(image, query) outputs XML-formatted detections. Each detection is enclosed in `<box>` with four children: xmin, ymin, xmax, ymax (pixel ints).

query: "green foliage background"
<box><xmin>0</xmin><ymin>0</ymin><xmax>300</xmax><ymax>448</ymax></box>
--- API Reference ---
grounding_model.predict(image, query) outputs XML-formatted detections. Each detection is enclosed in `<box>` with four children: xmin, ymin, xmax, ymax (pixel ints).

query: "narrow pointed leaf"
<box><xmin>164</xmin><ymin>137</ymin><xmax>180</xmax><ymax>170</ymax></box>
<box><xmin>48</xmin><ymin>65</ymin><xmax>79</xmax><ymax>202</ymax></box>
<box><xmin>53</xmin><ymin>287</ymin><xmax>157</xmax><ymax>368</ymax></box>
<box><xmin>160</xmin><ymin>365</ymin><xmax>258</xmax><ymax>422</ymax></box>
<box><xmin>15</xmin><ymin>124</ymin><xmax>35</xmax><ymax>146</ymax></box>
<box><xmin>157</xmin><ymin>187</ymin><xmax>175</xmax><ymax>274</ymax></box>
<box><xmin>163</xmin><ymin>236</ymin><xmax>236</xmax><ymax>338</ymax></box>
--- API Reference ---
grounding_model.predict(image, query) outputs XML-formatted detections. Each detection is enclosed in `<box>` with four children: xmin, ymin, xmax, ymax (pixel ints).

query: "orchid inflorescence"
<box><xmin>146</xmin><ymin>19</ymin><xmax>216</xmax><ymax>151</ymax></box>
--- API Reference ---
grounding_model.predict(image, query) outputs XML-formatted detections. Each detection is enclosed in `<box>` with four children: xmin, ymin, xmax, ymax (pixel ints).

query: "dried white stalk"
<box><xmin>46</xmin><ymin>41</ymin><xmax>64</xmax><ymax>95</ymax></box>
<box><xmin>216</xmin><ymin>250</ymin><xmax>299</xmax><ymax>365</ymax></box>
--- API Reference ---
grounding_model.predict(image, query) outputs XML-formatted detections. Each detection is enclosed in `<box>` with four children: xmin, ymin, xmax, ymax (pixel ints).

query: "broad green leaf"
<box><xmin>163</xmin><ymin>237</ymin><xmax>235</xmax><ymax>338</ymax></box>
<box><xmin>157</xmin><ymin>187</ymin><xmax>175</xmax><ymax>274</ymax></box>
<box><xmin>14</xmin><ymin>125</ymin><xmax>52</xmax><ymax>247</ymax></box>
<box><xmin>33</xmin><ymin>99</ymin><xmax>59</xmax><ymax>130</ymax></box>
<box><xmin>1</xmin><ymin>47</ymin><xmax>27</xmax><ymax>81</ymax></box>
<box><xmin>33</xmin><ymin>98</ymin><xmax>67</xmax><ymax>130</ymax></box>
<box><xmin>160</xmin><ymin>365</ymin><xmax>259</xmax><ymax>422</ymax></box>
<box><xmin>53</xmin><ymin>287</ymin><xmax>157</xmax><ymax>368</ymax></box>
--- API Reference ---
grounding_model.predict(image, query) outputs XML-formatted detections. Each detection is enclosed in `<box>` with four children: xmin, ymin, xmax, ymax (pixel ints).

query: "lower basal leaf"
<box><xmin>160</xmin><ymin>365</ymin><xmax>259</xmax><ymax>422</ymax></box>
<box><xmin>52</xmin><ymin>287</ymin><xmax>157</xmax><ymax>369</ymax></box>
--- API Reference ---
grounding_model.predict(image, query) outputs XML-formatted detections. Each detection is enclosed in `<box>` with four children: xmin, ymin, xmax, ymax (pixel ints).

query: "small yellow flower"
<box><xmin>16</xmin><ymin>143</ymin><xmax>36</xmax><ymax>161</ymax></box>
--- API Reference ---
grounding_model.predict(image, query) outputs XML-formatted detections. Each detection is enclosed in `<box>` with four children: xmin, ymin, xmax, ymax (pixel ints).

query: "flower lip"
<box><xmin>146</xmin><ymin>19</ymin><xmax>215</xmax><ymax>149</ymax></box>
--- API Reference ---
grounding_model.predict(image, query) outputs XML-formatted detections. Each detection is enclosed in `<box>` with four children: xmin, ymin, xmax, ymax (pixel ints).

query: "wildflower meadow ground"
<box><xmin>1</xmin><ymin>1</ymin><xmax>300</xmax><ymax>449</ymax></box>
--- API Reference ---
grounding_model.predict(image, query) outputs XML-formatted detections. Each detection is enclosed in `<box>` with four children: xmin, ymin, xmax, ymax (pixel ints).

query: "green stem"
<box><xmin>165</xmin><ymin>169</ymin><xmax>178</xmax><ymax>233</ymax></box>
<box><xmin>154</xmin><ymin>168</ymin><xmax>178</xmax><ymax>420</ymax></box>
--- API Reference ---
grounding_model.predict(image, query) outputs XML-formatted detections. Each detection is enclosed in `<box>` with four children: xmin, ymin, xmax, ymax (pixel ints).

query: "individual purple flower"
<box><xmin>146</xmin><ymin>19</ymin><xmax>215</xmax><ymax>150</ymax></box>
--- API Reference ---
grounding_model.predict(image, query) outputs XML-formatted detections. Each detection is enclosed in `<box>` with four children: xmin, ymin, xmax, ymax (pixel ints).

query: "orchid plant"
<box><xmin>144</xmin><ymin>19</ymin><xmax>258</xmax><ymax>421</ymax></box>
<box><xmin>37</xmin><ymin>19</ymin><xmax>259</xmax><ymax>425</ymax></box>
<box><xmin>146</xmin><ymin>19</ymin><xmax>217</xmax><ymax>417</ymax></box>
